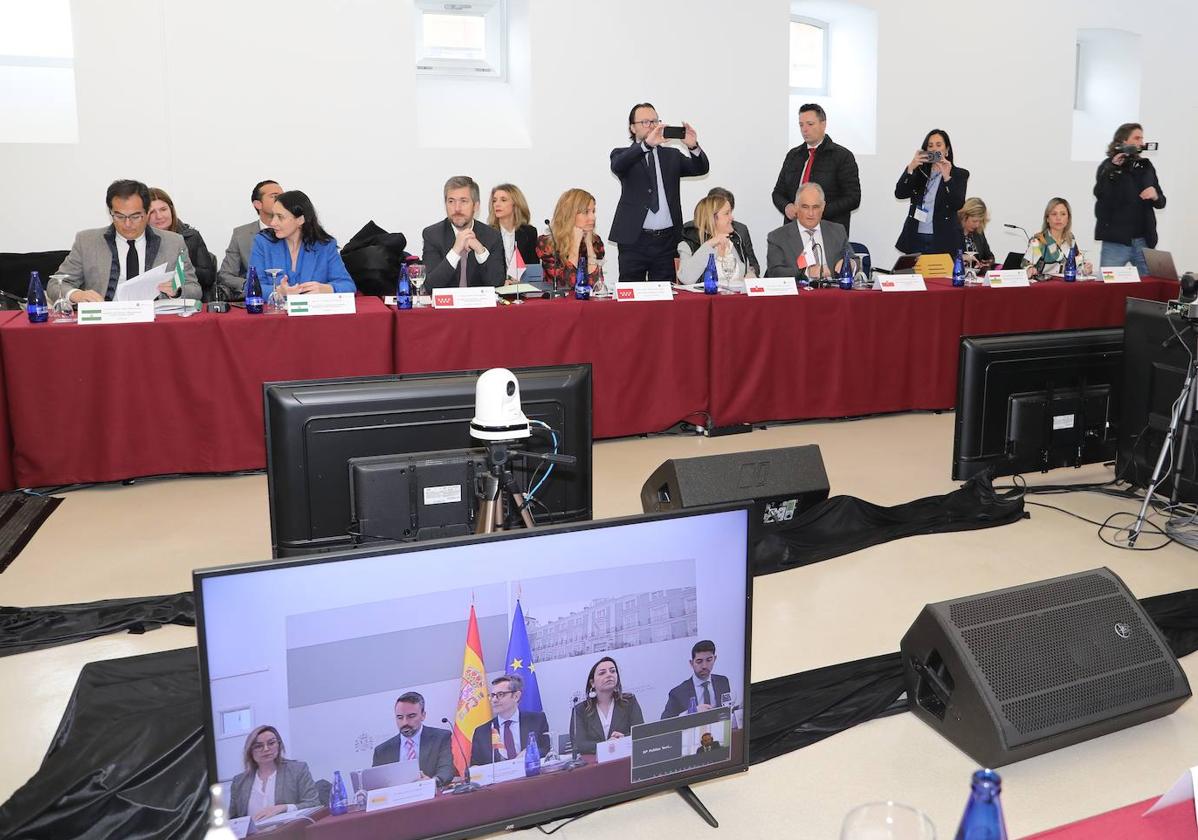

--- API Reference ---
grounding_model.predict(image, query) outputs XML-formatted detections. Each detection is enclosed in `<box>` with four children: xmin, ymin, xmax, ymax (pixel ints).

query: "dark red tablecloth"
<box><xmin>961</xmin><ymin>276</ymin><xmax>1178</xmax><ymax>336</ymax></box>
<box><xmin>392</xmin><ymin>295</ymin><xmax>711</xmax><ymax>439</ymax></box>
<box><xmin>0</xmin><ymin>298</ymin><xmax>394</xmax><ymax>488</ymax></box>
<box><xmin>0</xmin><ymin>311</ymin><xmax>22</xmax><ymax>490</ymax></box>
<box><xmin>1021</xmin><ymin>795</ymin><xmax>1197</xmax><ymax>839</ymax></box>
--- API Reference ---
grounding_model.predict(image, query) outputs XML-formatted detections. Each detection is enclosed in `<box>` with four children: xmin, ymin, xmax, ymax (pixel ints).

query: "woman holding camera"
<box><xmin>894</xmin><ymin>129</ymin><xmax>969</xmax><ymax>256</ymax></box>
<box><xmin>1093</xmin><ymin>122</ymin><xmax>1165</xmax><ymax>277</ymax></box>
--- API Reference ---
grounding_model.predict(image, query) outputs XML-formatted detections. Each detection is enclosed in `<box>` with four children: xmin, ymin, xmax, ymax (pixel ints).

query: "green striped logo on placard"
<box><xmin>80</xmin><ymin>312</ymin><xmax>101</xmax><ymax>322</ymax></box>
<box><xmin>290</xmin><ymin>300</ymin><xmax>309</xmax><ymax>314</ymax></box>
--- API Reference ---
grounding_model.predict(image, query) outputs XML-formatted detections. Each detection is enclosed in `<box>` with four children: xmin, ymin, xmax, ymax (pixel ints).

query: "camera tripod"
<box><xmin>474</xmin><ymin>441</ymin><xmax>577</xmax><ymax>533</ymax></box>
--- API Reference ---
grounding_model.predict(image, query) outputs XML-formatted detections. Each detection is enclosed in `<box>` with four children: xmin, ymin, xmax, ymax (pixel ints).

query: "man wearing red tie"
<box><xmin>469</xmin><ymin>674</ymin><xmax>551</xmax><ymax>766</ymax></box>
<box><xmin>770</xmin><ymin>104</ymin><xmax>861</xmax><ymax>235</ymax></box>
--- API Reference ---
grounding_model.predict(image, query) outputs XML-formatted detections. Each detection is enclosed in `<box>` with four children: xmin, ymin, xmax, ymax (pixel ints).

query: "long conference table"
<box><xmin>0</xmin><ymin>277</ymin><xmax>1176</xmax><ymax>491</ymax></box>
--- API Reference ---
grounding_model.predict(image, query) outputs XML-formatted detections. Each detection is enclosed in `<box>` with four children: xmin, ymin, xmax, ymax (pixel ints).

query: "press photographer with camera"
<box><xmin>894</xmin><ymin>129</ymin><xmax>969</xmax><ymax>256</ymax></box>
<box><xmin>1093</xmin><ymin>122</ymin><xmax>1165</xmax><ymax>277</ymax></box>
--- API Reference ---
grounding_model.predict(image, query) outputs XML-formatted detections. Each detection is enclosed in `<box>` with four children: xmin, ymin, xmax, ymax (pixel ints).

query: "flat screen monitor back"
<box><xmin>265</xmin><ymin>364</ymin><xmax>592</xmax><ymax>557</ymax></box>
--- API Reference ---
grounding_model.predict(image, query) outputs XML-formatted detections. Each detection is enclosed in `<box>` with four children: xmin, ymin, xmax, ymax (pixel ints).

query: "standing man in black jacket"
<box><xmin>1094</xmin><ymin>122</ymin><xmax>1165</xmax><ymax>278</ymax></box>
<box><xmin>771</xmin><ymin>104</ymin><xmax>861</xmax><ymax>234</ymax></box>
<box><xmin>610</xmin><ymin>103</ymin><xmax>710</xmax><ymax>281</ymax></box>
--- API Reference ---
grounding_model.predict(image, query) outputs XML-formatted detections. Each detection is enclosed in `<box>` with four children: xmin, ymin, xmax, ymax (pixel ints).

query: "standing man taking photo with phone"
<box><xmin>609</xmin><ymin>103</ymin><xmax>709</xmax><ymax>281</ymax></box>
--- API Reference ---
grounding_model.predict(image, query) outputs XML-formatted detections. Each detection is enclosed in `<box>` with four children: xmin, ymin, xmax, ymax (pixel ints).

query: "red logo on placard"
<box><xmin>882</xmin><ymin>281</ymin><xmax>894</xmax><ymax>288</ymax></box>
<box><xmin>434</xmin><ymin>294</ymin><xmax>454</xmax><ymax>307</ymax></box>
<box><xmin>617</xmin><ymin>288</ymin><xmax>635</xmax><ymax>300</ymax></box>
<box><xmin>749</xmin><ymin>286</ymin><xmax>764</xmax><ymax>294</ymax></box>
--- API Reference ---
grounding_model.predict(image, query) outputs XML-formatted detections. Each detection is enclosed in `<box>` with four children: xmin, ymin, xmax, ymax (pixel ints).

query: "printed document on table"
<box><xmin>113</xmin><ymin>263</ymin><xmax>171</xmax><ymax>301</ymax></box>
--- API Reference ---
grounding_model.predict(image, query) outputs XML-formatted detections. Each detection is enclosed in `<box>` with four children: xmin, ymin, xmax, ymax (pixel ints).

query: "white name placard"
<box><xmin>744</xmin><ymin>277</ymin><xmax>798</xmax><ymax>297</ymax></box>
<box><xmin>77</xmin><ymin>300</ymin><xmax>155</xmax><ymax>325</ymax></box>
<box><xmin>433</xmin><ymin>287</ymin><xmax>498</xmax><ymax>309</ymax></box>
<box><xmin>595</xmin><ymin>736</ymin><xmax>634</xmax><ymax>764</ymax></box>
<box><xmin>1101</xmin><ymin>265</ymin><xmax>1141</xmax><ymax>284</ymax></box>
<box><xmin>364</xmin><ymin>778</ymin><xmax>436</xmax><ymax>812</ymax></box>
<box><xmin>615</xmin><ymin>282</ymin><xmax>673</xmax><ymax>302</ymax></box>
<box><xmin>985</xmin><ymin>270</ymin><xmax>1032</xmax><ymax>288</ymax></box>
<box><xmin>286</xmin><ymin>293</ymin><xmax>356</xmax><ymax>316</ymax></box>
<box><xmin>467</xmin><ymin>756</ymin><xmax>526</xmax><ymax>786</ymax></box>
<box><xmin>874</xmin><ymin>274</ymin><xmax>927</xmax><ymax>292</ymax></box>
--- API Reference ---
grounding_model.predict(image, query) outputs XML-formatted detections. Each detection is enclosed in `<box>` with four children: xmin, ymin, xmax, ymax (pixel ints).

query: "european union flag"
<box><xmin>505</xmin><ymin>599</ymin><xmax>543</xmax><ymax>712</ymax></box>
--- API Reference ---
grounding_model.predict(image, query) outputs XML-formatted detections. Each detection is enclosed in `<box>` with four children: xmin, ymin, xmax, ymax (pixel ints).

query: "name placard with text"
<box><xmin>745</xmin><ymin>277</ymin><xmax>798</xmax><ymax>297</ymax></box>
<box><xmin>286</xmin><ymin>293</ymin><xmax>356</xmax><ymax>316</ymax></box>
<box><xmin>77</xmin><ymin>300</ymin><xmax>156</xmax><ymax>325</ymax></box>
<box><xmin>615</xmin><ymin>282</ymin><xmax>673</xmax><ymax>302</ymax></box>
<box><xmin>985</xmin><ymin>270</ymin><xmax>1032</xmax><ymax>288</ymax></box>
<box><xmin>1100</xmin><ymin>265</ymin><xmax>1141</xmax><ymax>284</ymax></box>
<box><xmin>365</xmin><ymin>778</ymin><xmax>436</xmax><ymax>812</ymax></box>
<box><xmin>433</xmin><ymin>287</ymin><xmax>498</xmax><ymax>309</ymax></box>
<box><xmin>874</xmin><ymin>274</ymin><xmax>927</xmax><ymax>292</ymax></box>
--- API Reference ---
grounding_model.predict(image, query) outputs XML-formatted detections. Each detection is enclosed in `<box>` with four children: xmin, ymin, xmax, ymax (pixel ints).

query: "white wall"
<box><xmin>1</xmin><ymin>0</ymin><xmax>1195</xmax><ymax>271</ymax></box>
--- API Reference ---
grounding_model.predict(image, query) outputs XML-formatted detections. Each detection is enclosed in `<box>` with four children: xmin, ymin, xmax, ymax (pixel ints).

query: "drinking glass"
<box><xmin>544</xmin><ymin>731</ymin><xmax>560</xmax><ymax>763</ymax></box>
<box><xmin>265</xmin><ymin>268</ymin><xmax>286</xmax><ymax>313</ymax></box>
<box><xmin>840</xmin><ymin>802</ymin><xmax>936</xmax><ymax>840</ymax></box>
<box><xmin>48</xmin><ymin>274</ymin><xmax>75</xmax><ymax>323</ymax></box>
<box><xmin>408</xmin><ymin>264</ymin><xmax>426</xmax><ymax>306</ymax></box>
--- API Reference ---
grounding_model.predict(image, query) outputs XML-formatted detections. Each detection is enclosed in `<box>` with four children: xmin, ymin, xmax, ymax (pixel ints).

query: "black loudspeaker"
<box><xmin>640</xmin><ymin>445</ymin><xmax>829</xmax><ymax>532</ymax></box>
<box><xmin>901</xmin><ymin>567</ymin><xmax>1191</xmax><ymax>767</ymax></box>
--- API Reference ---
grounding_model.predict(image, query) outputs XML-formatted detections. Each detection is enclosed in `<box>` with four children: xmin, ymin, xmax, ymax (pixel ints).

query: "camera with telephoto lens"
<box><xmin>1116</xmin><ymin>141</ymin><xmax>1159</xmax><ymax>157</ymax></box>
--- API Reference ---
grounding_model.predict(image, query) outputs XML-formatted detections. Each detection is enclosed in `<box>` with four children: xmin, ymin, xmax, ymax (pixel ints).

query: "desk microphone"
<box><xmin>441</xmin><ymin>717</ymin><xmax>480</xmax><ymax>794</ymax></box>
<box><xmin>729</xmin><ymin>230</ymin><xmax>747</xmax><ymax>270</ymax></box>
<box><xmin>564</xmin><ymin>692</ymin><xmax>586</xmax><ymax>770</ymax></box>
<box><xmin>1003</xmin><ymin>223</ymin><xmax>1033</xmax><ymax>245</ymax></box>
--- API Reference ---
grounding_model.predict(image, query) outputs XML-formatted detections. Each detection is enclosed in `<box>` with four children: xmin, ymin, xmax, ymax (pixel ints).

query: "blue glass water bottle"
<box><xmin>329</xmin><ymin>770</ymin><xmax>349</xmax><ymax>815</ymax></box>
<box><xmin>574</xmin><ymin>254</ymin><xmax>591</xmax><ymax>300</ymax></box>
<box><xmin>687</xmin><ymin>696</ymin><xmax>698</xmax><ymax>714</ymax></box>
<box><xmin>1063</xmin><ymin>245</ymin><xmax>1077</xmax><ymax>283</ymax></box>
<box><xmin>954</xmin><ymin>769</ymin><xmax>1008</xmax><ymax>840</ymax></box>
<box><xmin>524</xmin><ymin>732</ymin><xmax>542</xmax><ymax>777</ymax></box>
<box><xmin>396</xmin><ymin>263</ymin><xmax>412</xmax><ymax>310</ymax></box>
<box><xmin>702</xmin><ymin>253</ymin><xmax>719</xmax><ymax>295</ymax></box>
<box><xmin>26</xmin><ymin>271</ymin><xmax>48</xmax><ymax>323</ymax></box>
<box><xmin>952</xmin><ymin>250</ymin><xmax>966</xmax><ymax>287</ymax></box>
<box><xmin>837</xmin><ymin>258</ymin><xmax>854</xmax><ymax>291</ymax></box>
<box><xmin>245</xmin><ymin>266</ymin><xmax>264</xmax><ymax>314</ymax></box>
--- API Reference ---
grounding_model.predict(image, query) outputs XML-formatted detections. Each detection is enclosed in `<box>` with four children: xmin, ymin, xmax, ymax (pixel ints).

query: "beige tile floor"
<box><xmin>2</xmin><ymin>411</ymin><xmax>1197</xmax><ymax>838</ymax></box>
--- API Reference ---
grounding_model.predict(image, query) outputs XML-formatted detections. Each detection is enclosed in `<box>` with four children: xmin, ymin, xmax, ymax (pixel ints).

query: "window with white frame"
<box><xmin>789</xmin><ymin>16</ymin><xmax>828</xmax><ymax>95</ymax></box>
<box><xmin>415</xmin><ymin>0</ymin><xmax>507</xmax><ymax>80</ymax></box>
<box><xmin>0</xmin><ymin>0</ymin><xmax>77</xmax><ymax>143</ymax></box>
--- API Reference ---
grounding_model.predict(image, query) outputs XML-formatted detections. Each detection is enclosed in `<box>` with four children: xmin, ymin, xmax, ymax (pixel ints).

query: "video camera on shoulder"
<box><xmin>1117</xmin><ymin>141</ymin><xmax>1159</xmax><ymax>156</ymax></box>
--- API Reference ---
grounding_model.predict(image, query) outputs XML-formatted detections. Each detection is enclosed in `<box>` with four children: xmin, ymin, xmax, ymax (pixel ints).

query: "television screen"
<box><xmin>264</xmin><ymin>364</ymin><xmax>592</xmax><ymax>558</ymax></box>
<box><xmin>195</xmin><ymin>507</ymin><xmax>751</xmax><ymax>839</ymax></box>
<box><xmin>952</xmin><ymin>328</ymin><xmax>1123</xmax><ymax>480</ymax></box>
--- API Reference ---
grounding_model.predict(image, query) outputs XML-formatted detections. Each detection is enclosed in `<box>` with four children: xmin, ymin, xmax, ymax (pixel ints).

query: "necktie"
<box><xmin>404</xmin><ymin>738</ymin><xmax>417</xmax><ymax>761</ymax></box>
<box><xmin>645</xmin><ymin>149</ymin><xmax>660</xmax><ymax>213</ymax></box>
<box><xmin>502</xmin><ymin>720</ymin><xmax>516</xmax><ymax>760</ymax></box>
<box><xmin>800</xmin><ymin>146</ymin><xmax>816</xmax><ymax>185</ymax></box>
<box><xmin>126</xmin><ymin>239</ymin><xmax>139</xmax><ymax>281</ymax></box>
<box><xmin>701</xmin><ymin>681</ymin><xmax>712</xmax><ymax>706</ymax></box>
<box><xmin>458</xmin><ymin>245</ymin><xmax>469</xmax><ymax>288</ymax></box>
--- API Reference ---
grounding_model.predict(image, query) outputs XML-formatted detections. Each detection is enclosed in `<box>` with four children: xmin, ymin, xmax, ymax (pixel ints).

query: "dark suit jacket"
<box><xmin>228</xmin><ymin>759</ymin><xmax>320</xmax><ymax>819</ymax></box>
<box><xmin>894</xmin><ymin>164</ymin><xmax>970</xmax><ymax>254</ymax></box>
<box><xmin>681</xmin><ymin>220</ymin><xmax>761</xmax><ymax>277</ymax></box>
<box><xmin>469</xmin><ymin>711</ymin><xmax>550</xmax><ymax>767</ymax></box>
<box><xmin>513</xmin><ymin>223</ymin><xmax>540</xmax><ymax>265</ymax></box>
<box><xmin>422</xmin><ymin>219</ymin><xmax>505</xmax><ymax>289</ymax></box>
<box><xmin>660</xmin><ymin>674</ymin><xmax>732</xmax><ymax>719</ymax></box>
<box><xmin>570</xmin><ymin>695</ymin><xmax>645</xmax><ymax>755</ymax></box>
<box><xmin>765</xmin><ymin>220</ymin><xmax>849</xmax><ymax>279</ymax></box>
<box><xmin>771</xmin><ymin>135</ymin><xmax>862</xmax><ymax>233</ymax></box>
<box><xmin>695</xmin><ymin>741</ymin><xmax>722</xmax><ymax>754</ymax></box>
<box><xmin>609</xmin><ymin>142</ymin><xmax>710</xmax><ymax>246</ymax></box>
<box><xmin>371</xmin><ymin>725</ymin><xmax>456</xmax><ymax>787</ymax></box>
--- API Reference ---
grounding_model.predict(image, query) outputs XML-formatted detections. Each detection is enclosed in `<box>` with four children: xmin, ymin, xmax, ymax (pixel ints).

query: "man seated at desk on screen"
<box><xmin>470</xmin><ymin>674</ymin><xmax>550</xmax><ymax>766</ymax></box>
<box><xmin>56</xmin><ymin>179</ymin><xmax>201</xmax><ymax>303</ymax></box>
<box><xmin>372</xmin><ymin>691</ymin><xmax>455</xmax><ymax>787</ymax></box>
<box><xmin>661</xmin><ymin>639</ymin><xmax>732</xmax><ymax>719</ymax></box>
<box><xmin>695</xmin><ymin>732</ymin><xmax>721</xmax><ymax>754</ymax></box>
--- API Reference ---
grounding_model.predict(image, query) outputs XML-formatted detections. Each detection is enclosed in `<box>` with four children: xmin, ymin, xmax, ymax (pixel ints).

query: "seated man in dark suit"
<box><xmin>422</xmin><ymin>176</ymin><xmax>505</xmax><ymax>290</ymax></box>
<box><xmin>469</xmin><ymin>673</ymin><xmax>550</xmax><ymax>766</ymax></box>
<box><xmin>694</xmin><ymin>732</ymin><xmax>722</xmax><ymax>754</ymax></box>
<box><xmin>372</xmin><ymin>691</ymin><xmax>455</xmax><ymax>787</ymax></box>
<box><xmin>681</xmin><ymin>187</ymin><xmax>761</xmax><ymax>278</ymax></box>
<box><xmin>661</xmin><ymin>639</ymin><xmax>733</xmax><ymax>719</ymax></box>
<box><xmin>56</xmin><ymin>179</ymin><xmax>200</xmax><ymax>303</ymax></box>
<box><xmin>765</xmin><ymin>182</ymin><xmax>849</xmax><ymax>282</ymax></box>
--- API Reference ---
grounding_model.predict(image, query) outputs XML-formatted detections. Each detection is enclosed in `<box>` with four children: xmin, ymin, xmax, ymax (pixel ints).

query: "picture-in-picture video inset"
<box><xmin>195</xmin><ymin>507</ymin><xmax>751</xmax><ymax>839</ymax></box>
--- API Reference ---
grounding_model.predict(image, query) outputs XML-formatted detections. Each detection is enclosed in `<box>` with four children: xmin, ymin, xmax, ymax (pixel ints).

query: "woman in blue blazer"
<box><xmin>250</xmin><ymin>190</ymin><xmax>355</xmax><ymax>298</ymax></box>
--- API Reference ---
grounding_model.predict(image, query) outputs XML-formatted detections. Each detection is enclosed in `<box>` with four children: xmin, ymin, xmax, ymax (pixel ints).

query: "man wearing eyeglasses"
<box><xmin>469</xmin><ymin>673</ymin><xmax>550</xmax><ymax>767</ymax></box>
<box><xmin>609</xmin><ymin>103</ymin><xmax>709</xmax><ymax>281</ymax></box>
<box><xmin>55</xmin><ymin>179</ymin><xmax>200</xmax><ymax>303</ymax></box>
<box><xmin>372</xmin><ymin>691</ymin><xmax>455</xmax><ymax>787</ymax></box>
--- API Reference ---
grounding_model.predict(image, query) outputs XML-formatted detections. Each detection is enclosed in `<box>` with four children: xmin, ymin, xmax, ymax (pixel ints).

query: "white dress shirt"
<box><xmin>115</xmin><ymin>232</ymin><xmax>147</xmax><ymax>283</ymax></box>
<box><xmin>692</xmin><ymin>674</ymin><xmax>715</xmax><ymax>707</ymax></box>
<box><xmin>596</xmin><ymin>701</ymin><xmax>615</xmax><ymax>739</ymax></box>
<box><xmin>796</xmin><ymin>221</ymin><xmax>826</xmax><ymax>268</ymax></box>
<box><xmin>245</xmin><ymin>769</ymin><xmax>297</xmax><ymax>818</ymax></box>
<box><xmin>641</xmin><ymin>142</ymin><xmax>704</xmax><ymax>231</ymax></box>
<box><xmin>445</xmin><ymin>221</ymin><xmax>491</xmax><ymax>268</ymax></box>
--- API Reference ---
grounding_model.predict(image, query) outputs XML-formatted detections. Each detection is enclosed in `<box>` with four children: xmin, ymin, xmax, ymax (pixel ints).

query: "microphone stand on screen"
<box><xmin>441</xmin><ymin>717</ymin><xmax>480</xmax><ymax>795</ymax></box>
<box><xmin>564</xmin><ymin>694</ymin><xmax>587</xmax><ymax>770</ymax></box>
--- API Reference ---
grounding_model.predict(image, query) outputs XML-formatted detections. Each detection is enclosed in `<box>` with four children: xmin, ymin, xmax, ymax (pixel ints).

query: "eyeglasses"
<box><xmin>251</xmin><ymin>739</ymin><xmax>279</xmax><ymax>752</ymax></box>
<box><xmin>632</xmin><ymin>119</ymin><xmax>662</xmax><ymax>128</ymax></box>
<box><xmin>488</xmin><ymin>690</ymin><xmax>514</xmax><ymax>700</ymax></box>
<box><xmin>111</xmin><ymin>212</ymin><xmax>145</xmax><ymax>224</ymax></box>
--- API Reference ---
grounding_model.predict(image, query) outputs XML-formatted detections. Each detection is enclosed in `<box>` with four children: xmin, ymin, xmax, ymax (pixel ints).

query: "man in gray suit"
<box><xmin>372</xmin><ymin>691</ymin><xmax>456</xmax><ymax>787</ymax></box>
<box><xmin>765</xmin><ymin>182</ymin><xmax>849</xmax><ymax>282</ymax></box>
<box><xmin>217</xmin><ymin>179</ymin><xmax>283</xmax><ymax>300</ymax></box>
<box><xmin>56</xmin><ymin>179</ymin><xmax>200</xmax><ymax>302</ymax></box>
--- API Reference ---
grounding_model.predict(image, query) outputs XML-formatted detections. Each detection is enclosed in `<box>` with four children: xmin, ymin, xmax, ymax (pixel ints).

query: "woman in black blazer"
<box><xmin>958</xmin><ymin>197</ymin><xmax>995</xmax><ymax>271</ymax></box>
<box><xmin>488</xmin><ymin>183</ymin><xmax>540</xmax><ymax>282</ymax></box>
<box><xmin>570</xmin><ymin>656</ymin><xmax>644</xmax><ymax>755</ymax></box>
<box><xmin>894</xmin><ymin>128</ymin><xmax>969</xmax><ymax>255</ymax></box>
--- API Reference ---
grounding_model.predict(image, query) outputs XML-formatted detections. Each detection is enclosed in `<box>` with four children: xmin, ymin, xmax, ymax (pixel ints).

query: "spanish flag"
<box><xmin>451</xmin><ymin>604</ymin><xmax>493</xmax><ymax>776</ymax></box>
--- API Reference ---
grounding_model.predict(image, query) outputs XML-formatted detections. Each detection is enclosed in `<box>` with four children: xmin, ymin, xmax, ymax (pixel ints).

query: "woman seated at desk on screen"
<box><xmin>229</xmin><ymin>725</ymin><xmax>320</xmax><ymax>821</ymax></box>
<box><xmin>677</xmin><ymin>193</ymin><xmax>750</xmax><ymax>288</ymax></box>
<box><xmin>536</xmin><ymin>188</ymin><xmax>606</xmax><ymax>293</ymax></box>
<box><xmin>1022</xmin><ymin>197</ymin><xmax>1094</xmax><ymax>279</ymax></box>
<box><xmin>570</xmin><ymin>656</ymin><xmax>644</xmax><ymax>754</ymax></box>
<box><xmin>250</xmin><ymin>190</ymin><xmax>355</xmax><ymax>298</ymax></box>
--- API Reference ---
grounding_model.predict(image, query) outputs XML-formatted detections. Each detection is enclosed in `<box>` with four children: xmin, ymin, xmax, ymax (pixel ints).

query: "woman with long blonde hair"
<box><xmin>487</xmin><ymin>183</ymin><xmax>539</xmax><ymax>282</ymax></box>
<box><xmin>677</xmin><ymin>194</ymin><xmax>747</xmax><ymax>287</ymax></box>
<box><xmin>1022</xmin><ymin>197</ymin><xmax>1093</xmax><ymax>278</ymax></box>
<box><xmin>535</xmin><ymin>188</ymin><xmax>606</xmax><ymax>292</ymax></box>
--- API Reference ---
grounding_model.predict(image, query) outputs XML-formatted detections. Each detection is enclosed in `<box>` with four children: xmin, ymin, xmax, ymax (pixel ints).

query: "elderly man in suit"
<box><xmin>661</xmin><ymin>640</ymin><xmax>733</xmax><ymax>719</ymax></box>
<box><xmin>470</xmin><ymin>673</ymin><xmax>550</xmax><ymax>766</ymax></box>
<box><xmin>422</xmin><ymin>176</ymin><xmax>504</xmax><ymax>290</ymax></box>
<box><xmin>765</xmin><ymin>182</ymin><xmax>849</xmax><ymax>282</ymax></box>
<box><xmin>609</xmin><ymin>103</ymin><xmax>709</xmax><ymax>281</ymax></box>
<box><xmin>372</xmin><ymin>691</ymin><xmax>456</xmax><ymax>787</ymax></box>
<box><xmin>217</xmin><ymin>179</ymin><xmax>283</xmax><ymax>300</ymax></box>
<box><xmin>56</xmin><ymin>179</ymin><xmax>200</xmax><ymax>303</ymax></box>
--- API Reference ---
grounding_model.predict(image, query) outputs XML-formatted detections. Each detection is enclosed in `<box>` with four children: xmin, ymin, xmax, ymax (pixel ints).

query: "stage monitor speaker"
<box><xmin>640</xmin><ymin>445</ymin><xmax>829</xmax><ymax>533</ymax></box>
<box><xmin>901</xmin><ymin>567</ymin><xmax>1190</xmax><ymax>767</ymax></box>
